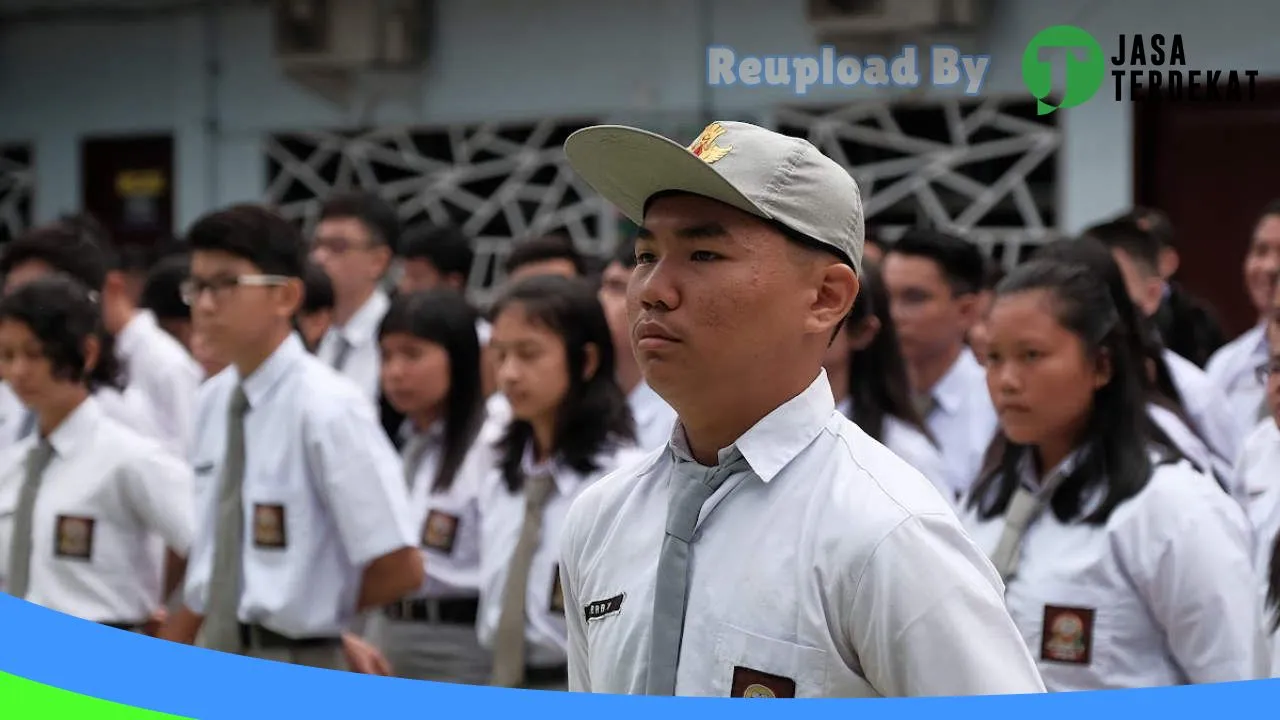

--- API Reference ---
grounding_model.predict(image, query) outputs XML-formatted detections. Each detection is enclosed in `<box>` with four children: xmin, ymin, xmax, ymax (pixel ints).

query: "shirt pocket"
<box><xmin>712</xmin><ymin>621</ymin><xmax>829</xmax><ymax>698</ymax></box>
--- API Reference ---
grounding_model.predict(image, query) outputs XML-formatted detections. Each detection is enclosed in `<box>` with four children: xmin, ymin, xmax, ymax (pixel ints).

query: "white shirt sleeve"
<box><xmin>120</xmin><ymin>447</ymin><xmax>196</xmax><ymax>556</ymax></box>
<box><xmin>847</xmin><ymin>513</ymin><xmax>1047</xmax><ymax>697</ymax></box>
<box><xmin>561</xmin><ymin>494</ymin><xmax>593</xmax><ymax>692</ymax></box>
<box><xmin>305</xmin><ymin>398</ymin><xmax>417</xmax><ymax>567</ymax></box>
<box><xmin>1117</xmin><ymin>467</ymin><xmax>1270</xmax><ymax>683</ymax></box>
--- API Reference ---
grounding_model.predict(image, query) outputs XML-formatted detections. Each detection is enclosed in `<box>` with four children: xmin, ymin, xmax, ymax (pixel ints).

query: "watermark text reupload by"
<box><xmin>707</xmin><ymin>45</ymin><xmax>991</xmax><ymax>96</ymax></box>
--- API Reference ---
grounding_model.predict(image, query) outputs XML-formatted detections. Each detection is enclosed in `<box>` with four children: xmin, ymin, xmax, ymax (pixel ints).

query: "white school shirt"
<box><xmin>182</xmin><ymin>333</ymin><xmax>417</xmax><ymax>639</ymax></box>
<box><xmin>315</xmin><ymin>289</ymin><xmax>389</xmax><ymax>403</ymax></box>
<box><xmin>628</xmin><ymin>381</ymin><xmax>677</xmax><ymax>454</ymax></box>
<box><xmin>1206</xmin><ymin>324</ymin><xmax>1269</xmax><ymax>437</ymax></box>
<box><xmin>1240</xmin><ymin>419</ymin><xmax>1280</xmax><ymax>575</ymax></box>
<box><xmin>836</xmin><ymin>396</ymin><xmax>951</xmax><ymax>504</ymax></box>
<box><xmin>0</xmin><ymin>381</ymin><xmax>26</xmax><ymax>451</ymax></box>
<box><xmin>1147</xmin><ymin>403</ymin><xmax>1240</xmax><ymax>501</ymax></box>
<box><xmin>560</xmin><ymin>370</ymin><xmax>1045</xmax><ymax>697</ymax></box>
<box><xmin>402</xmin><ymin>419</ymin><xmax>487</xmax><ymax>599</ymax></box>
<box><xmin>1163</xmin><ymin>348</ymin><xmax>1242</xmax><ymax>469</ymax></box>
<box><xmin>476</xmin><ymin>438</ymin><xmax>647</xmax><ymax>668</ymax></box>
<box><xmin>960</xmin><ymin>449</ymin><xmax>1268</xmax><ymax>691</ymax></box>
<box><xmin>116</xmin><ymin>310</ymin><xmax>203</xmax><ymax>458</ymax></box>
<box><xmin>0</xmin><ymin>396</ymin><xmax>194</xmax><ymax>622</ymax></box>
<box><xmin>922</xmin><ymin>347</ymin><xmax>999</xmax><ymax>498</ymax></box>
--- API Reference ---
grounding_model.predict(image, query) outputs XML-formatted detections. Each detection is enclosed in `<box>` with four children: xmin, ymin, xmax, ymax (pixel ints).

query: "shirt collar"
<box><xmin>1015</xmin><ymin>445</ymin><xmax>1088</xmax><ymax>493</ymax></box>
<box><xmin>335</xmin><ymin>289</ymin><xmax>390</xmax><ymax>346</ymax></box>
<box><xmin>45</xmin><ymin>396</ymin><xmax>104</xmax><ymax>457</ymax></box>
<box><xmin>930</xmin><ymin>347</ymin><xmax>982</xmax><ymax>416</ymax></box>
<box><xmin>237</xmin><ymin>333</ymin><xmax>306</xmax><ymax>408</ymax></box>
<box><xmin>669</xmin><ymin>369</ymin><xmax>836</xmax><ymax>484</ymax></box>
<box><xmin>519</xmin><ymin>441</ymin><xmax>578</xmax><ymax>497</ymax></box>
<box><xmin>115</xmin><ymin>309</ymin><xmax>157</xmax><ymax>360</ymax></box>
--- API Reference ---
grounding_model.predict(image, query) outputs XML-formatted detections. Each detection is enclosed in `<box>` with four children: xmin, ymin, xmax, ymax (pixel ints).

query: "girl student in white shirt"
<box><xmin>961</xmin><ymin>258</ymin><xmax>1267</xmax><ymax>692</ymax></box>
<box><xmin>0</xmin><ymin>274</ymin><xmax>193</xmax><ymax>633</ymax></box>
<box><xmin>478</xmin><ymin>274</ymin><xmax>645</xmax><ymax>689</ymax></box>
<box><xmin>1032</xmin><ymin>238</ymin><xmax>1237</xmax><ymax>497</ymax></box>
<box><xmin>365</xmin><ymin>288</ymin><xmax>492</xmax><ymax>684</ymax></box>
<box><xmin>822</xmin><ymin>261</ymin><xmax>949</xmax><ymax>500</ymax></box>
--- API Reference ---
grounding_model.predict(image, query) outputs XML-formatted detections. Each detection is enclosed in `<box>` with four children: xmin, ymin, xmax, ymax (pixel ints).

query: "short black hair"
<box><xmin>1083</xmin><ymin>218</ymin><xmax>1162</xmax><ymax>276</ymax></box>
<box><xmin>301</xmin><ymin>261</ymin><xmax>335</xmax><ymax>314</ymax></box>
<box><xmin>318</xmin><ymin>191</ymin><xmax>401</xmax><ymax>252</ymax></box>
<box><xmin>399</xmin><ymin>223</ymin><xmax>474</xmax><ymax>279</ymax></box>
<box><xmin>140</xmin><ymin>253</ymin><xmax>191</xmax><ymax>321</ymax></box>
<box><xmin>185</xmin><ymin>204</ymin><xmax>307</xmax><ymax>278</ymax></box>
<box><xmin>0</xmin><ymin>215</ymin><xmax>112</xmax><ymax>292</ymax></box>
<box><xmin>887</xmin><ymin>228</ymin><xmax>985</xmax><ymax>295</ymax></box>
<box><xmin>1121</xmin><ymin>207</ymin><xmax>1175</xmax><ymax>250</ymax></box>
<box><xmin>503</xmin><ymin>232</ymin><xmax>587</xmax><ymax>277</ymax></box>
<box><xmin>0</xmin><ymin>273</ymin><xmax>123</xmax><ymax>391</ymax></box>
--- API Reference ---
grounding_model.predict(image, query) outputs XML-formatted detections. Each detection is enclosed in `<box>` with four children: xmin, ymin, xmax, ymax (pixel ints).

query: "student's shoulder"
<box><xmin>1206</xmin><ymin>329</ymin><xmax>1258</xmax><ymax>377</ymax></box>
<box><xmin>292</xmin><ymin>354</ymin><xmax>376</xmax><ymax>413</ymax></box>
<box><xmin>1118</xmin><ymin>454</ymin><xmax>1244</xmax><ymax>535</ymax></box>
<box><xmin>566</xmin><ymin>444</ymin><xmax>666</xmax><ymax>526</ymax></box>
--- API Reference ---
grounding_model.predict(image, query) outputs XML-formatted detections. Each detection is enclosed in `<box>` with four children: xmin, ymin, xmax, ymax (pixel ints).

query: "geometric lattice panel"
<box><xmin>263</xmin><ymin>118</ymin><xmax>612</xmax><ymax>301</ymax></box>
<box><xmin>0</xmin><ymin>143</ymin><xmax>34</xmax><ymax>246</ymax></box>
<box><xmin>772</xmin><ymin>96</ymin><xmax>1062</xmax><ymax>270</ymax></box>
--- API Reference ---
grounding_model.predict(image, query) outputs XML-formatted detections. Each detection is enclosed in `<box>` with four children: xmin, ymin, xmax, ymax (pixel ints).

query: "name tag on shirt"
<box><xmin>549</xmin><ymin>564</ymin><xmax>565</xmax><ymax>615</ymax></box>
<box><xmin>54</xmin><ymin>515</ymin><xmax>95</xmax><ymax>561</ymax></box>
<box><xmin>730</xmin><ymin>666</ymin><xmax>796</xmax><ymax>698</ymax></box>
<box><xmin>583</xmin><ymin>593</ymin><xmax>624</xmax><ymax>622</ymax></box>
<box><xmin>253</xmin><ymin>504</ymin><xmax>288</xmax><ymax>549</ymax></box>
<box><xmin>421</xmin><ymin>510</ymin><xmax>459</xmax><ymax>554</ymax></box>
<box><xmin>1041</xmin><ymin>605</ymin><xmax>1095</xmax><ymax>665</ymax></box>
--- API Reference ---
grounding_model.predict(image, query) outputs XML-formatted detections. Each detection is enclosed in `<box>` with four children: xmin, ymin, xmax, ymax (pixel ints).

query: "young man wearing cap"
<box><xmin>556</xmin><ymin>121</ymin><xmax>1045</xmax><ymax>698</ymax></box>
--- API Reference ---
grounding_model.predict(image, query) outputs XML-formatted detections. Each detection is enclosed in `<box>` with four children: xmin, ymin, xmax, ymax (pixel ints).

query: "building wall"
<box><xmin>1</xmin><ymin>0</ymin><xmax>1277</xmax><ymax>233</ymax></box>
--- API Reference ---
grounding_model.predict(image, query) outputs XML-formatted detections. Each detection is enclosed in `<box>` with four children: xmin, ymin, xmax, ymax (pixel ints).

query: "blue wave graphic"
<box><xmin>0</xmin><ymin>593</ymin><xmax>1276</xmax><ymax>717</ymax></box>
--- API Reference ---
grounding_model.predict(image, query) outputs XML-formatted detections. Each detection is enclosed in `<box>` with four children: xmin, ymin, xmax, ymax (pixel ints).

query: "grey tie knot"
<box><xmin>27</xmin><ymin>439</ymin><xmax>55</xmax><ymax>473</ymax></box>
<box><xmin>523</xmin><ymin>470</ymin><xmax>556</xmax><ymax>512</ymax></box>
<box><xmin>230</xmin><ymin>386</ymin><xmax>250</xmax><ymax>418</ymax></box>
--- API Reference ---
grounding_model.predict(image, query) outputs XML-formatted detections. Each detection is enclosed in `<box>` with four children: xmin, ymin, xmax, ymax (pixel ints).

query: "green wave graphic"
<box><xmin>0</xmin><ymin>671</ymin><xmax>192</xmax><ymax>719</ymax></box>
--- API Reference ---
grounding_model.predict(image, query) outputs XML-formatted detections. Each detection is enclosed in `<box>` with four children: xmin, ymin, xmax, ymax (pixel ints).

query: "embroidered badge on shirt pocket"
<box><xmin>54</xmin><ymin>515</ymin><xmax>95</xmax><ymax>560</ymax></box>
<box><xmin>421</xmin><ymin>509</ymin><xmax>459</xmax><ymax>554</ymax></box>
<box><xmin>1041</xmin><ymin>605</ymin><xmax>1095</xmax><ymax>665</ymax></box>
<box><xmin>252</xmin><ymin>503</ymin><xmax>287</xmax><ymax>549</ymax></box>
<box><xmin>713</xmin><ymin>621</ymin><xmax>828</xmax><ymax>698</ymax></box>
<box><xmin>730</xmin><ymin>666</ymin><xmax>796</xmax><ymax>698</ymax></box>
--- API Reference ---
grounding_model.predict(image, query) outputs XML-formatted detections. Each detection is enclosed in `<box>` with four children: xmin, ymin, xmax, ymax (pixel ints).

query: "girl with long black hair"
<box><xmin>962</xmin><ymin>259</ymin><xmax>1265</xmax><ymax>691</ymax></box>
<box><xmin>822</xmin><ymin>263</ymin><xmax>948</xmax><ymax>499</ymax></box>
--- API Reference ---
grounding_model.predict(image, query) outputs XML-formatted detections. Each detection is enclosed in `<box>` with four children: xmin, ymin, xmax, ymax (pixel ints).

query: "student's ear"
<box><xmin>1158</xmin><ymin>246</ymin><xmax>1180</xmax><ymax>280</ymax></box>
<box><xmin>279</xmin><ymin>277</ymin><xmax>305</xmax><ymax>318</ymax></box>
<box><xmin>581</xmin><ymin>342</ymin><xmax>600</xmax><ymax>383</ymax></box>
<box><xmin>806</xmin><ymin>264</ymin><xmax>859</xmax><ymax>338</ymax></box>
<box><xmin>82</xmin><ymin>334</ymin><xmax>101</xmax><ymax>376</ymax></box>
<box><xmin>1094</xmin><ymin>347</ymin><xmax>1114</xmax><ymax>389</ymax></box>
<box><xmin>955</xmin><ymin>291</ymin><xmax>982</xmax><ymax>329</ymax></box>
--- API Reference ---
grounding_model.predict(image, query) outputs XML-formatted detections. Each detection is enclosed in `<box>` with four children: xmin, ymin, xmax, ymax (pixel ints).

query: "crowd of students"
<box><xmin>0</xmin><ymin>118</ymin><xmax>1278</xmax><ymax>696</ymax></box>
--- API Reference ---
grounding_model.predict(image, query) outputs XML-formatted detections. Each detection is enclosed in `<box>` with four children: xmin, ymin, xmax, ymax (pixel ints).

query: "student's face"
<box><xmin>598</xmin><ymin>261</ymin><xmax>632</xmax><ymax>362</ymax></box>
<box><xmin>380</xmin><ymin>332</ymin><xmax>451</xmax><ymax>418</ymax></box>
<box><xmin>507</xmin><ymin>258</ymin><xmax>579</xmax><ymax>284</ymax></box>
<box><xmin>1110</xmin><ymin>248</ymin><xmax>1163</xmax><ymax>318</ymax></box>
<box><xmin>490</xmin><ymin>304</ymin><xmax>572</xmax><ymax>427</ymax></box>
<box><xmin>297</xmin><ymin>309</ymin><xmax>332</xmax><ymax>352</ymax></box>
<box><xmin>397</xmin><ymin>258</ymin><xmax>449</xmax><ymax>294</ymax></box>
<box><xmin>188</xmin><ymin>325</ymin><xmax>229</xmax><ymax>378</ymax></box>
<box><xmin>188</xmin><ymin>250</ymin><xmax>299</xmax><ymax>364</ymax></box>
<box><xmin>629</xmin><ymin>195</ymin><xmax>855</xmax><ymax>404</ymax></box>
<box><xmin>0</xmin><ymin>319</ymin><xmax>89</xmax><ymax>412</ymax></box>
<box><xmin>310</xmin><ymin>217</ymin><xmax>390</xmax><ymax>303</ymax></box>
<box><xmin>883</xmin><ymin>254</ymin><xmax>977</xmax><ymax>366</ymax></box>
<box><xmin>984</xmin><ymin>289</ymin><xmax>1111</xmax><ymax>451</ymax></box>
<box><xmin>1246</xmin><ymin>215</ymin><xmax>1280</xmax><ymax>314</ymax></box>
<box><xmin>3</xmin><ymin>259</ymin><xmax>57</xmax><ymax>296</ymax></box>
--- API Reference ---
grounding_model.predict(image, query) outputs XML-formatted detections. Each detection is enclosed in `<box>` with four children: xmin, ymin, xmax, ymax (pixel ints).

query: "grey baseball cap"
<box><xmin>563</xmin><ymin>120</ymin><xmax>864</xmax><ymax>275</ymax></box>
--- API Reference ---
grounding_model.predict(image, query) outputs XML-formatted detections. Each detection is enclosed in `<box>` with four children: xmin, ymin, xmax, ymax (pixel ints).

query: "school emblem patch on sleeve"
<box><xmin>54</xmin><ymin>515</ymin><xmax>95</xmax><ymax>560</ymax></box>
<box><xmin>421</xmin><ymin>510</ymin><xmax>459</xmax><ymax>554</ymax></box>
<box><xmin>730</xmin><ymin>667</ymin><xmax>796</xmax><ymax>698</ymax></box>
<box><xmin>1041</xmin><ymin>605</ymin><xmax>1095</xmax><ymax>665</ymax></box>
<box><xmin>252</xmin><ymin>503</ymin><xmax>287</xmax><ymax>549</ymax></box>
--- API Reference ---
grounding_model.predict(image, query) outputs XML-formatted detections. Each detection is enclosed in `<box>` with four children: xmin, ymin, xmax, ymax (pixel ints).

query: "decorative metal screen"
<box><xmin>0</xmin><ymin>143</ymin><xmax>34</xmax><ymax>246</ymax></box>
<box><xmin>263</xmin><ymin>117</ymin><xmax>610</xmax><ymax>301</ymax></box>
<box><xmin>770</xmin><ymin>95</ymin><xmax>1062</xmax><ymax>269</ymax></box>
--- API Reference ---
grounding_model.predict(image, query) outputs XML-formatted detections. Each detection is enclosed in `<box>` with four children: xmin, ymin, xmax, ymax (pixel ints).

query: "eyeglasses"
<box><xmin>180</xmin><ymin>274</ymin><xmax>290</xmax><ymax>306</ymax></box>
<box><xmin>1257</xmin><ymin>359</ymin><xmax>1280</xmax><ymax>385</ymax></box>
<box><xmin>311</xmin><ymin>236</ymin><xmax>377</xmax><ymax>255</ymax></box>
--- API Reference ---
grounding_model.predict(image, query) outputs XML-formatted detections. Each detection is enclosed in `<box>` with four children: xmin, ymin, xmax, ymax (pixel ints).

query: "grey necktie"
<box><xmin>989</xmin><ymin>464</ymin><xmax>1074</xmax><ymax>582</ymax></box>
<box><xmin>1258</xmin><ymin>396</ymin><xmax>1271</xmax><ymax>423</ymax></box>
<box><xmin>913</xmin><ymin>392</ymin><xmax>938</xmax><ymax>420</ymax></box>
<box><xmin>490</xmin><ymin>470</ymin><xmax>556</xmax><ymax>687</ymax></box>
<box><xmin>401</xmin><ymin>432</ymin><xmax>432</xmax><ymax>491</ymax></box>
<box><xmin>646</xmin><ymin>449</ymin><xmax>750</xmax><ymax>696</ymax></box>
<box><xmin>7</xmin><ymin>440</ymin><xmax>56</xmax><ymax>599</ymax></box>
<box><xmin>16</xmin><ymin>410</ymin><xmax>36</xmax><ymax>441</ymax></box>
<box><xmin>202</xmin><ymin>385</ymin><xmax>250</xmax><ymax>654</ymax></box>
<box><xmin>330</xmin><ymin>335</ymin><xmax>353</xmax><ymax>372</ymax></box>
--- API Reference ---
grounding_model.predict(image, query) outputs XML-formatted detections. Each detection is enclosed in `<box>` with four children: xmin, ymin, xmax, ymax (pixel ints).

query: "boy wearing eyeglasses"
<box><xmin>161</xmin><ymin>204</ymin><xmax>423</xmax><ymax>673</ymax></box>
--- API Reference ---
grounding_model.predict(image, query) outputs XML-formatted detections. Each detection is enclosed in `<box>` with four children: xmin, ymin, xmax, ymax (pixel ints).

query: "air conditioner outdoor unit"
<box><xmin>272</xmin><ymin>0</ymin><xmax>428</xmax><ymax>72</ymax></box>
<box><xmin>808</xmin><ymin>0</ymin><xmax>984</xmax><ymax>38</ymax></box>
